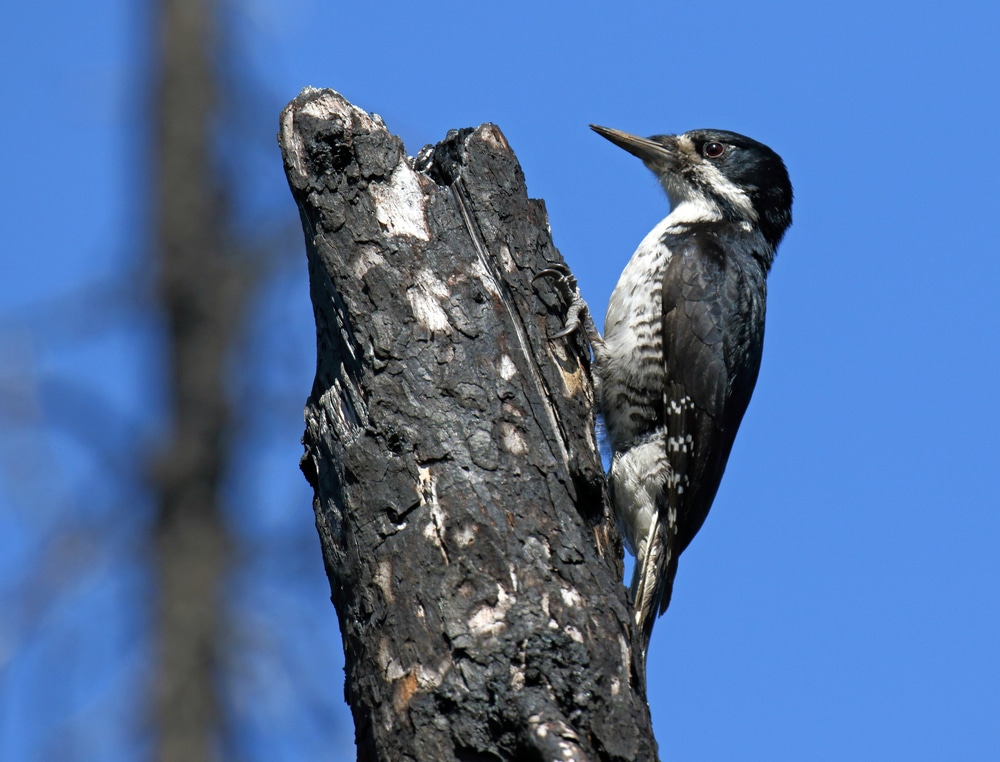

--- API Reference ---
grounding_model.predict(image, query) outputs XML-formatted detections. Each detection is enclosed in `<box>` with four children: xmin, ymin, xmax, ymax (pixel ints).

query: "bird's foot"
<box><xmin>534</xmin><ymin>265</ymin><xmax>598</xmax><ymax>341</ymax></box>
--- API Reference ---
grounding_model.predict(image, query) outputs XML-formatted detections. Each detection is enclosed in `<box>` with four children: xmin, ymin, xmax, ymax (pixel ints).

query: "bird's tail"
<box><xmin>629</xmin><ymin>510</ymin><xmax>678</xmax><ymax>651</ymax></box>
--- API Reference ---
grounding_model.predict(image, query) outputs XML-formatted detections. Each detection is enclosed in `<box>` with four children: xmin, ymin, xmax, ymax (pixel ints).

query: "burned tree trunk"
<box><xmin>150</xmin><ymin>0</ymin><xmax>245</xmax><ymax>759</ymax></box>
<box><xmin>279</xmin><ymin>88</ymin><xmax>657</xmax><ymax>761</ymax></box>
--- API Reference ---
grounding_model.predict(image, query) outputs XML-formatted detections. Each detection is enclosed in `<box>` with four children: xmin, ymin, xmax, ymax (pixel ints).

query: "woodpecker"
<box><xmin>580</xmin><ymin>125</ymin><xmax>793</xmax><ymax>648</ymax></box>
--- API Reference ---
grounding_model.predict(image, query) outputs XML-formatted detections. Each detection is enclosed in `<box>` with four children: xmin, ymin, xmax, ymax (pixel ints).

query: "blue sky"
<box><xmin>3</xmin><ymin>0</ymin><xmax>1000</xmax><ymax>759</ymax></box>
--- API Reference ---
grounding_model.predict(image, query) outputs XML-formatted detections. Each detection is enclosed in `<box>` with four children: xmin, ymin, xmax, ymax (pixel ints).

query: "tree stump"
<box><xmin>279</xmin><ymin>87</ymin><xmax>657</xmax><ymax>762</ymax></box>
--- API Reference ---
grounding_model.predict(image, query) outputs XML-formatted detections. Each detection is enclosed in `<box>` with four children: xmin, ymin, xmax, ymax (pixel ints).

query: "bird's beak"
<box><xmin>590</xmin><ymin>125</ymin><xmax>678</xmax><ymax>170</ymax></box>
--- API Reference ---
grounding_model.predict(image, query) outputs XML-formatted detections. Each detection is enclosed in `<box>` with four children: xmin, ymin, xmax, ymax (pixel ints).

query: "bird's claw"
<box><xmin>534</xmin><ymin>266</ymin><xmax>592</xmax><ymax>340</ymax></box>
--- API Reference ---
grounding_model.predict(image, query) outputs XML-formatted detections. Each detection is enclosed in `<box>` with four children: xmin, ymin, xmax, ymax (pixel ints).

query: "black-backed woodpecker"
<box><xmin>579</xmin><ymin>125</ymin><xmax>793</xmax><ymax>649</ymax></box>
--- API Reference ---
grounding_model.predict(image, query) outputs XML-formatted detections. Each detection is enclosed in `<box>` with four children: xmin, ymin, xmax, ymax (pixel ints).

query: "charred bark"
<box><xmin>279</xmin><ymin>88</ymin><xmax>657</xmax><ymax>761</ymax></box>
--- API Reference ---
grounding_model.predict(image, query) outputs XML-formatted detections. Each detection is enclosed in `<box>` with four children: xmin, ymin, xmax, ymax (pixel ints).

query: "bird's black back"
<box><xmin>659</xmin><ymin>222</ymin><xmax>768</xmax><ymax>556</ymax></box>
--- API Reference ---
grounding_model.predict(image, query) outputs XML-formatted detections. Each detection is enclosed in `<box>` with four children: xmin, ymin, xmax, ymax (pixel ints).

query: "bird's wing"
<box><xmin>660</xmin><ymin>231</ymin><xmax>760</xmax><ymax>561</ymax></box>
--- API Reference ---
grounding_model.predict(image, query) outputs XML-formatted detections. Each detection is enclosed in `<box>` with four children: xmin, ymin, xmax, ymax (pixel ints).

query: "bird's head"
<box><xmin>591</xmin><ymin>125</ymin><xmax>793</xmax><ymax>249</ymax></box>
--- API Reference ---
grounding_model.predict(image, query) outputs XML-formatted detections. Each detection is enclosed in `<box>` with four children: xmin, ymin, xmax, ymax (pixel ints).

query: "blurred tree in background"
<box><xmin>0</xmin><ymin>0</ymin><xmax>354</xmax><ymax>759</ymax></box>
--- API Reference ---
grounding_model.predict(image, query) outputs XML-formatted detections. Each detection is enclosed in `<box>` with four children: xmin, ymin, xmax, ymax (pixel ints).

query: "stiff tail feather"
<box><xmin>629</xmin><ymin>511</ymin><xmax>678</xmax><ymax>651</ymax></box>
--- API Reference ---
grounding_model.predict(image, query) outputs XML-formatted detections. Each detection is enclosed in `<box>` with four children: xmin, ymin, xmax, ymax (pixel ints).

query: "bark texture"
<box><xmin>279</xmin><ymin>88</ymin><xmax>657</xmax><ymax>762</ymax></box>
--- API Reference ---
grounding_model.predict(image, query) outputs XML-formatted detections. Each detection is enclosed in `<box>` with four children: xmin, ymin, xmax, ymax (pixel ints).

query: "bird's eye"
<box><xmin>703</xmin><ymin>142</ymin><xmax>726</xmax><ymax>158</ymax></box>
